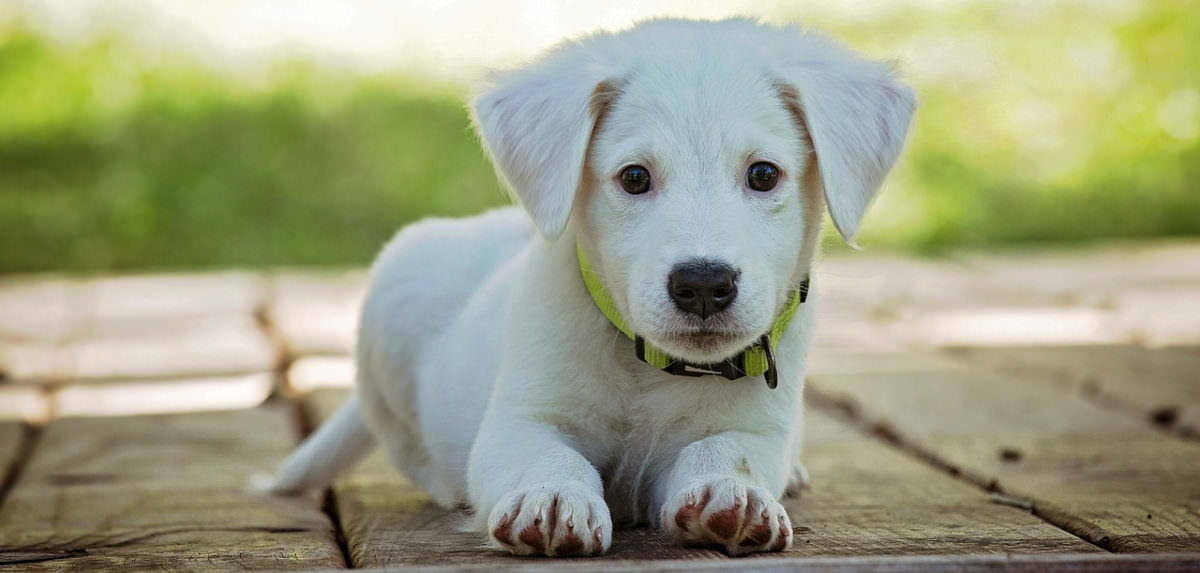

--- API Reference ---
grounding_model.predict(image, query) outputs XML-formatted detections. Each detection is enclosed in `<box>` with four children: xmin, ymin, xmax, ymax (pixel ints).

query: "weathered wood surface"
<box><xmin>0</xmin><ymin>278</ymin><xmax>79</xmax><ymax>342</ymax></box>
<box><xmin>1</xmin><ymin>315</ymin><xmax>276</xmax><ymax>385</ymax></box>
<box><xmin>334</xmin><ymin>552</ymin><xmax>1200</xmax><ymax>573</ymax></box>
<box><xmin>52</xmin><ymin>372</ymin><xmax>275</xmax><ymax>419</ymax></box>
<box><xmin>287</xmin><ymin>356</ymin><xmax>356</xmax><ymax>394</ymax></box>
<box><xmin>0</xmin><ymin>406</ymin><xmax>345</xmax><ymax>571</ymax></box>
<box><xmin>815</xmin><ymin>242</ymin><xmax>1200</xmax><ymax>349</ymax></box>
<box><xmin>808</xmin><ymin>358</ymin><xmax>1200</xmax><ymax>552</ymax></box>
<box><xmin>269</xmin><ymin>271</ymin><xmax>364</xmax><ymax>357</ymax></box>
<box><xmin>0</xmin><ymin>272</ymin><xmax>272</xmax><ymax>385</ymax></box>
<box><xmin>944</xmin><ymin>345</ymin><xmax>1200</xmax><ymax>437</ymax></box>
<box><xmin>792</xmin><ymin>407</ymin><xmax>1098</xmax><ymax>556</ymax></box>
<box><xmin>0</xmin><ymin>422</ymin><xmax>23</xmax><ymax>486</ymax></box>
<box><xmin>304</xmin><ymin>388</ymin><xmax>1097</xmax><ymax>568</ymax></box>
<box><xmin>2</xmin><ymin>242</ymin><xmax>1200</xmax><ymax>569</ymax></box>
<box><xmin>0</xmin><ymin>272</ymin><xmax>277</xmax><ymax>422</ymax></box>
<box><xmin>0</xmin><ymin>272</ymin><xmax>266</xmax><ymax>344</ymax></box>
<box><xmin>0</xmin><ymin>385</ymin><xmax>48</xmax><ymax>423</ymax></box>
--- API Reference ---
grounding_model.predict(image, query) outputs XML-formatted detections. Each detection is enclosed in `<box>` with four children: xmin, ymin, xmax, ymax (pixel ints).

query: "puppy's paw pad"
<box><xmin>487</xmin><ymin>482</ymin><xmax>612</xmax><ymax>556</ymax></box>
<box><xmin>661</xmin><ymin>477</ymin><xmax>792</xmax><ymax>555</ymax></box>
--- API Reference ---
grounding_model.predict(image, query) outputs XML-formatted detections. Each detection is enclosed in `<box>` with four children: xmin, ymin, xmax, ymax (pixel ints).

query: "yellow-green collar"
<box><xmin>577</xmin><ymin>243</ymin><xmax>808</xmax><ymax>389</ymax></box>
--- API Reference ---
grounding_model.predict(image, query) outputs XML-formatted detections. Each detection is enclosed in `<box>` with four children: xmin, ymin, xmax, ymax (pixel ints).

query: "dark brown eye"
<box><xmin>619</xmin><ymin>165</ymin><xmax>651</xmax><ymax>195</ymax></box>
<box><xmin>746</xmin><ymin>162</ymin><xmax>780</xmax><ymax>192</ymax></box>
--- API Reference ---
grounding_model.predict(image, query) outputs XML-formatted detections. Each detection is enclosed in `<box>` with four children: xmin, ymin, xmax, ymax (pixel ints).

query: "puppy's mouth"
<box><xmin>659</xmin><ymin>328</ymin><xmax>750</xmax><ymax>358</ymax></box>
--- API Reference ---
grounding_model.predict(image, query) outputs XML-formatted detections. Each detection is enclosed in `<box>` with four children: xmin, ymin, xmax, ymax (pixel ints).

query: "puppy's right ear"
<box><xmin>771</xmin><ymin>27</ymin><xmax>916</xmax><ymax>244</ymax></box>
<box><xmin>471</xmin><ymin>44</ymin><xmax>618</xmax><ymax>239</ymax></box>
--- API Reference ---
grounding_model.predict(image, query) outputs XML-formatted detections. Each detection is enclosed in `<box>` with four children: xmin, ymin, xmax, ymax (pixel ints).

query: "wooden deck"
<box><xmin>1</xmin><ymin>241</ymin><xmax>1198</xmax><ymax>571</ymax></box>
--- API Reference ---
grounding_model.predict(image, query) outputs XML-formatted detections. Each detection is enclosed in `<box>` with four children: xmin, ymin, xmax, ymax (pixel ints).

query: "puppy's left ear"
<box><xmin>773</xmin><ymin>30</ymin><xmax>917</xmax><ymax>242</ymax></box>
<box><xmin>471</xmin><ymin>43</ymin><xmax>619</xmax><ymax>239</ymax></box>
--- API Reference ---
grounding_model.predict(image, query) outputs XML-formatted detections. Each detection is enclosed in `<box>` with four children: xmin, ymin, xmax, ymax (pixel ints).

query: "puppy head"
<box><xmin>472</xmin><ymin>19</ymin><xmax>915</xmax><ymax>363</ymax></box>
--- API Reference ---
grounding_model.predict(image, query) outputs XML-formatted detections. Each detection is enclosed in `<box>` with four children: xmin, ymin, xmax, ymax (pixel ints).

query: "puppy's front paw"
<box><xmin>487</xmin><ymin>482</ymin><xmax>612</xmax><ymax>556</ymax></box>
<box><xmin>661</xmin><ymin>477</ymin><xmax>792</xmax><ymax>555</ymax></box>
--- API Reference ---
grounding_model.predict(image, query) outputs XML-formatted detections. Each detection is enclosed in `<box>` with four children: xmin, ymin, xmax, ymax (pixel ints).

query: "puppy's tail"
<box><xmin>266</xmin><ymin>393</ymin><xmax>375</xmax><ymax>495</ymax></box>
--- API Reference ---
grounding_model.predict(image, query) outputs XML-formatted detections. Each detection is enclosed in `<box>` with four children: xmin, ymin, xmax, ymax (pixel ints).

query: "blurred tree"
<box><xmin>0</xmin><ymin>0</ymin><xmax>1197</xmax><ymax>272</ymax></box>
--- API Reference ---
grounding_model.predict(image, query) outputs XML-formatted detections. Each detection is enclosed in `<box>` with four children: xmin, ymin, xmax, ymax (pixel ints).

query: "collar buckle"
<box><xmin>662</xmin><ymin>357</ymin><xmax>743</xmax><ymax>380</ymax></box>
<box><xmin>758</xmin><ymin>333</ymin><xmax>779</xmax><ymax>389</ymax></box>
<box><xmin>637</xmin><ymin>335</ymin><xmax>779</xmax><ymax>387</ymax></box>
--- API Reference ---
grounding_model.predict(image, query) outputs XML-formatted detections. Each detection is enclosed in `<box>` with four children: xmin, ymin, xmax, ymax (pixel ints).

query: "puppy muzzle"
<box><xmin>580</xmin><ymin>242</ymin><xmax>808</xmax><ymax>390</ymax></box>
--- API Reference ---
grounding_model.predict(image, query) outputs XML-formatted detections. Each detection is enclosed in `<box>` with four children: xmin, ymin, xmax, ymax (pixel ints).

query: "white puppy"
<box><xmin>270</xmin><ymin>18</ymin><xmax>914</xmax><ymax>557</ymax></box>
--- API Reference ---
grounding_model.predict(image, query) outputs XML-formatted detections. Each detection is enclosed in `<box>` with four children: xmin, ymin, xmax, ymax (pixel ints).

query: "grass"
<box><xmin>1</xmin><ymin>0</ymin><xmax>1198</xmax><ymax>273</ymax></box>
<box><xmin>0</xmin><ymin>29</ymin><xmax>506</xmax><ymax>272</ymax></box>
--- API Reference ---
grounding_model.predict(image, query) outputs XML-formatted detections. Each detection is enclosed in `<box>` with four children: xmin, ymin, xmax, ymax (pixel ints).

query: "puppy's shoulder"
<box><xmin>360</xmin><ymin>206</ymin><xmax>533</xmax><ymax>334</ymax></box>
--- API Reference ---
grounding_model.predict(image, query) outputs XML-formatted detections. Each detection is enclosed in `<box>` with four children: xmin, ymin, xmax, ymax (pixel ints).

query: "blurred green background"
<box><xmin>0</xmin><ymin>0</ymin><xmax>1197</xmax><ymax>274</ymax></box>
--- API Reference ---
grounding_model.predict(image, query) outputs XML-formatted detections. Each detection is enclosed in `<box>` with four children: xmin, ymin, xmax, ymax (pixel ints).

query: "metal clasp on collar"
<box><xmin>758</xmin><ymin>333</ymin><xmax>779</xmax><ymax>390</ymax></box>
<box><xmin>635</xmin><ymin>334</ymin><xmax>779</xmax><ymax>389</ymax></box>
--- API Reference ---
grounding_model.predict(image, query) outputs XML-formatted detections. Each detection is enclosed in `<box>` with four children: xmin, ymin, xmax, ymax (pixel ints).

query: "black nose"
<box><xmin>667</xmin><ymin>260</ymin><xmax>738</xmax><ymax>319</ymax></box>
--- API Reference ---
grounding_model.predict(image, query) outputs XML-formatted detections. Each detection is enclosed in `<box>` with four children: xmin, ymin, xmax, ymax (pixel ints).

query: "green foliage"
<box><xmin>1</xmin><ymin>0</ymin><xmax>1198</xmax><ymax>272</ymax></box>
<box><xmin>836</xmin><ymin>0</ymin><xmax>1200</xmax><ymax>250</ymax></box>
<box><xmin>0</xmin><ymin>28</ymin><xmax>506</xmax><ymax>272</ymax></box>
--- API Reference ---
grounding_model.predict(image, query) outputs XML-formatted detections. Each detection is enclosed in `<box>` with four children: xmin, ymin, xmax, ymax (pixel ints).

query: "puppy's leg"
<box><xmin>657</xmin><ymin>433</ymin><xmax>793</xmax><ymax>555</ymax></box>
<box><xmin>469</xmin><ymin>420</ymin><xmax>611</xmax><ymax>557</ymax></box>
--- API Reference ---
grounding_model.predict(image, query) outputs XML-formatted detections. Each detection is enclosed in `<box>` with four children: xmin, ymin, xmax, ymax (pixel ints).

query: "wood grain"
<box><xmin>311</xmin><ymin>552</ymin><xmax>1200</xmax><ymax>572</ymax></box>
<box><xmin>269</xmin><ymin>272</ymin><xmax>364</xmax><ymax>357</ymax></box>
<box><xmin>790</xmin><ymin>408</ymin><xmax>1099</xmax><ymax>556</ymax></box>
<box><xmin>0</xmin><ymin>422</ymin><xmax>24</xmax><ymax>488</ymax></box>
<box><xmin>304</xmin><ymin>388</ymin><xmax>1096</xmax><ymax>568</ymax></box>
<box><xmin>944</xmin><ymin>345</ymin><xmax>1200</xmax><ymax>437</ymax></box>
<box><xmin>809</xmin><ymin>360</ymin><xmax>1200</xmax><ymax>553</ymax></box>
<box><xmin>0</xmin><ymin>384</ymin><xmax>49</xmax><ymax>423</ymax></box>
<box><xmin>0</xmin><ymin>277</ymin><xmax>79</xmax><ymax>342</ymax></box>
<box><xmin>0</xmin><ymin>405</ymin><xmax>345</xmax><ymax>571</ymax></box>
<box><xmin>0</xmin><ymin>316</ymin><xmax>276</xmax><ymax>386</ymax></box>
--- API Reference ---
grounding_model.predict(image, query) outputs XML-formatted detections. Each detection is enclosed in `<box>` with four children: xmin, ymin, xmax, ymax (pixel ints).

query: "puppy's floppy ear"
<box><xmin>471</xmin><ymin>43</ymin><xmax>618</xmax><ymax>239</ymax></box>
<box><xmin>773</xmin><ymin>29</ymin><xmax>916</xmax><ymax>242</ymax></box>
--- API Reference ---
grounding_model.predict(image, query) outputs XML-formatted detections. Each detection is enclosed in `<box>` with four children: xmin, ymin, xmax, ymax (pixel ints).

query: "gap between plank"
<box><xmin>258</xmin><ymin>289</ymin><xmax>355</xmax><ymax>569</ymax></box>
<box><xmin>0</xmin><ymin>424</ymin><xmax>42</xmax><ymax>512</ymax></box>
<box><xmin>1074</xmin><ymin>375</ymin><xmax>1198</xmax><ymax>445</ymax></box>
<box><xmin>804</xmin><ymin>387</ymin><xmax>1118</xmax><ymax>553</ymax></box>
<box><xmin>946</xmin><ymin>350</ymin><xmax>1200</xmax><ymax>446</ymax></box>
<box><xmin>290</xmin><ymin>384</ymin><xmax>355</xmax><ymax>569</ymax></box>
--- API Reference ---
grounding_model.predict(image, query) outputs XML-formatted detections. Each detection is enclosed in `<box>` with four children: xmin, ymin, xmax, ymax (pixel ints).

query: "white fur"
<box><xmin>270</xmin><ymin>18</ymin><xmax>914</xmax><ymax>557</ymax></box>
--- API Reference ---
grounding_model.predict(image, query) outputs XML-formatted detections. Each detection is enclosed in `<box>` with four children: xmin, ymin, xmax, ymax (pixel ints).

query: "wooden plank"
<box><xmin>287</xmin><ymin>356</ymin><xmax>355</xmax><ymax>394</ymax></box>
<box><xmin>52</xmin><ymin>373</ymin><xmax>274</xmax><ymax>419</ymax></box>
<box><xmin>84</xmin><ymin>271</ymin><xmax>267</xmax><ymax>329</ymax></box>
<box><xmin>1113</xmin><ymin>288</ymin><xmax>1200</xmax><ymax>346</ymax></box>
<box><xmin>305</xmin><ymin>388</ymin><xmax>1095</xmax><ymax>567</ymax></box>
<box><xmin>0</xmin><ymin>277</ymin><xmax>81</xmax><ymax>342</ymax></box>
<box><xmin>0</xmin><ymin>272</ymin><xmax>267</xmax><ymax>343</ymax></box>
<box><xmin>71</xmin><ymin>315</ymin><xmax>277</xmax><ymax>381</ymax></box>
<box><xmin>893</xmin><ymin>307</ymin><xmax>1128</xmax><ymax>348</ymax></box>
<box><xmin>950</xmin><ymin>241</ymin><xmax>1200</xmax><ymax>303</ymax></box>
<box><xmin>0</xmin><ymin>384</ymin><xmax>49</xmax><ymax>423</ymax></box>
<box><xmin>808</xmin><ymin>358</ymin><xmax>1200</xmax><ymax>552</ymax></box>
<box><xmin>0</xmin><ymin>422</ymin><xmax>23</xmax><ymax>485</ymax></box>
<box><xmin>0</xmin><ymin>405</ymin><xmax>346</xmax><ymax>571</ymax></box>
<box><xmin>813</xmin><ymin>254</ymin><xmax>1136</xmax><ymax>349</ymax></box>
<box><xmin>2</xmin><ymin>273</ymin><xmax>274</xmax><ymax>385</ymax></box>
<box><xmin>806</xmin><ymin>348</ymin><xmax>967</xmax><ymax>377</ymax></box>
<box><xmin>1</xmin><ymin>316</ymin><xmax>276</xmax><ymax>385</ymax></box>
<box><xmin>322</xmin><ymin>552</ymin><xmax>1200</xmax><ymax>572</ymax></box>
<box><xmin>944</xmin><ymin>345</ymin><xmax>1200</xmax><ymax>437</ymax></box>
<box><xmin>269</xmin><ymin>272</ymin><xmax>364</xmax><ymax>357</ymax></box>
<box><xmin>791</xmin><ymin>408</ymin><xmax>1098</xmax><ymax>556</ymax></box>
<box><xmin>0</xmin><ymin>341</ymin><xmax>72</xmax><ymax>384</ymax></box>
